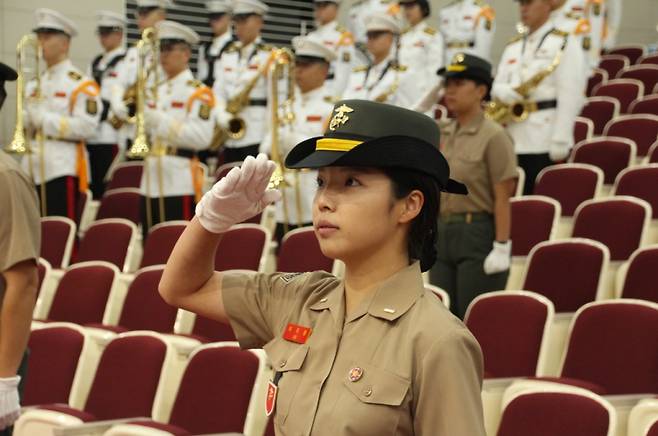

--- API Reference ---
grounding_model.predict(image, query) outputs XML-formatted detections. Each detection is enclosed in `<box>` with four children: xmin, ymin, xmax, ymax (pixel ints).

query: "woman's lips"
<box><xmin>315</xmin><ymin>220</ymin><xmax>339</xmax><ymax>237</ymax></box>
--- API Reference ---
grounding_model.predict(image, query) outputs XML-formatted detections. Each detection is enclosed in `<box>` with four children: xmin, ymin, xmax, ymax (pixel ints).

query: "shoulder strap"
<box><xmin>186</xmin><ymin>86</ymin><xmax>216</xmax><ymax>113</ymax></box>
<box><xmin>91</xmin><ymin>54</ymin><xmax>103</xmax><ymax>84</ymax></box>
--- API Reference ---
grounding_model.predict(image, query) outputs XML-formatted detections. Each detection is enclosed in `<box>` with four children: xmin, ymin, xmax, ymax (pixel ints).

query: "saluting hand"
<box><xmin>195</xmin><ymin>153</ymin><xmax>282</xmax><ymax>234</ymax></box>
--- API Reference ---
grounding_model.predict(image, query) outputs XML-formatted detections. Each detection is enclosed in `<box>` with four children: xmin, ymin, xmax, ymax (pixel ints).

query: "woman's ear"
<box><xmin>398</xmin><ymin>190</ymin><xmax>424</xmax><ymax>224</ymax></box>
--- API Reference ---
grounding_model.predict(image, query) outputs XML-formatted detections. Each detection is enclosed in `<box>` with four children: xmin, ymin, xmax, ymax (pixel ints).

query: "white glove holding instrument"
<box><xmin>195</xmin><ymin>153</ymin><xmax>282</xmax><ymax>234</ymax></box>
<box><xmin>483</xmin><ymin>241</ymin><xmax>512</xmax><ymax>275</ymax></box>
<box><xmin>26</xmin><ymin>98</ymin><xmax>44</xmax><ymax>129</ymax></box>
<box><xmin>110</xmin><ymin>85</ymin><xmax>129</xmax><ymax>122</ymax></box>
<box><xmin>549</xmin><ymin>140</ymin><xmax>571</xmax><ymax>162</ymax></box>
<box><xmin>0</xmin><ymin>376</ymin><xmax>21</xmax><ymax>430</ymax></box>
<box><xmin>493</xmin><ymin>84</ymin><xmax>523</xmax><ymax>105</ymax></box>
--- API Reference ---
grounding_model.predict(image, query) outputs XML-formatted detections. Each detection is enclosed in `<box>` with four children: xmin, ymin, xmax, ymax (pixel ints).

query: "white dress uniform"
<box><xmin>492</xmin><ymin>20</ymin><xmax>587</xmax><ymax>159</ymax></box>
<box><xmin>398</xmin><ymin>19</ymin><xmax>444</xmax><ymax>96</ymax></box>
<box><xmin>197</xmin><ymin>0</ymin><xmax>234</xmax><ymax>87</ymax></box>
<box><xmin>306</xmin><ymin>20</ymin><xmax>356</xmax><ymax>99</ymax></box>
<box><xmin>438</xmin><ymin>0</ymin><xmax>495</xmax><ymax>63</ymax></box>
<box><xmin>88</xmin><ymin>46</ymin><xmax>126</xmax><ymax>146</ymax></box>
<box><xmin>22</xmin><ymin>9</ymin><xmax>101</xmax><ymax>219</ymax></box>
<box><xmin>347</xmin><ymin>0</ymin><xmax>402</xmax><ymax>45</ymax></box>
<box><xmin>602</xmin><ymin>0</ymin><xmax>622</xmax><ymax>50</ymax></box>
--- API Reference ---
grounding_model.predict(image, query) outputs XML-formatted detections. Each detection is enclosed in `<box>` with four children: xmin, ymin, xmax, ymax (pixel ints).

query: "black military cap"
<box><xmin>437</xmin><ymin>52</ymin><xmax>493</xmax><ymax>88</ymax></box>
<box><xmin>285</xmin><ymin>99</ymin><xmax>467</xmax><ymax>194</ymax></box>
<box><xmin>0</xmin><ymin>63</ymin><xmax>18</xmax><ymax>82</ymax></box>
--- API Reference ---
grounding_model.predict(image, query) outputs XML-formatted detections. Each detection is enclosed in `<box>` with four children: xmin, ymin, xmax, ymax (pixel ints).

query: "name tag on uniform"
<box><xmin>508</xmin><ymin>59</ymin><xmax>517</xmax><ymax>65</ymax></box>
<box><xmin>283</xmin><ymin>323</ymin><xmax>312</xmax><ymax>344</ymax></box>
<box><xmin>109</xmin><ymin>72</ymin><xmax>118</xmax><ymax>77</ymax></box>
<box><xmin>306</xmin><ymin>115</ymin><xmax>322</xmax><ymax>122</ymax></box>
<box><xmin>414</xmin><ymin>41</ymin><xmax>425</xmax><ymax>48</ymax></box>
<box><xmin>224</xmin><ymin>67</ymin><xmax>233</xmax><ymax>72</ymax></box>
<box><xmin>54</xmin><ymin>91</ymin><xmax>67</xmax><ymax>98</ymax></box>
<box><xmin>324</xmin><ymin>40</ymin><xmax>335</xmax><ymax>46</ymax></box>
<box><xmin>463</xmin><ymin>15</ymin><xmax>472</xmax><ymax>20</ymax></box>
<box><xmin>248</xmin><ymin>64</ymin><xmax>259</xmax><ymax>70</ymax></box>
<box><xmin>171</xmin><ymin>101</ymin><xmax>184</xmax><ymax>108</ymax></box>
<box><xmin>265</xmin><ymin>381</ymin><xmax>278</xmax><ymax>416</ymax></box>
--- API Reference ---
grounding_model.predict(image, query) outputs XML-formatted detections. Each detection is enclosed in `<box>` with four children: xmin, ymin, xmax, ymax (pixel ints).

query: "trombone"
<box><xmin>5</xmin><ymin>34</ymin><xmax>47</xmax><ymax>216</ymax></box>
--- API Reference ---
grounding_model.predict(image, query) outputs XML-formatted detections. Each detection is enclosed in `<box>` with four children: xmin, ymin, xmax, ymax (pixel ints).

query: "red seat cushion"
<box><xmin>214</xmin><ymin>226</ymin><xmax>265</xmax><ymax>271</ymax></box>
<box><xmin>534</xmin><ymin>166</ymin><xmax>599</xmax><ymax>216</ymax></box>
<box><xmin>77</xmin><ymin>222</ymin><xmax>133</xmax><ymax>270</ymax></box>
<box><xmin>96</xmin><ymin>191</ymin><xmax>142</xmax><ymax>225</ymax></box>
<box><xmin>605</xmin><ymin>116</ymin><xmax>658</xmax><ymax>157</ymax></box>
<box><xmin>277</xmin><ymin>229</ymin><xmax>333</xmax><ymax>273</ymax></box>
<box><xmin>571</xmin><ymin>140</ymin><xmax>632</xmax><ymax>185</ymax></box>
<box><xmin>117</xmin><ymin>268</ymin><xmax>178</xmax><ymax>333</ymax></box>
<box><xmin>40</xmin><ymin>220</ymin><xmax>74</xmax><ymax>269</ymax></box>
<box><xmin>122</xmin><ymin>420</ymin><xmax>190</xmax><ymax>435</ymax></box>
<box><xmin>191</xmin><ymin>316</ymin><xmax>236</xmax><ymax>342</ymax></box>
<box><xmin>38</xmin><ymin>405</ymin><xmax>96</xmax><ymax>422</ymax></box>
<box><xmin>615</xmin><ymin>167</ymin><xmax>658</xmax><ymax>219</ymax></box>
<box><xmin>580</xmin><ymin>99</ymin><xmax>617</xmax><ymax>135</ymax></box>
<box><xmin>107</xmin><ymin>164</ymin><xmax>143</xmax><ymax>190</ymax></box>
<box><xmin>528</xmin><ymin>376</ymin><xmax>607</xmax><ymax>395</ymax></box>
<box><xmin>140</xmin><ymin>224</ymin><xmax>186</xmax><ymax>268</ymax></box>
<box><xmin>621</xmin><ymin>248</ymin><xmax>658</xmax><ymax>302</ymax></box>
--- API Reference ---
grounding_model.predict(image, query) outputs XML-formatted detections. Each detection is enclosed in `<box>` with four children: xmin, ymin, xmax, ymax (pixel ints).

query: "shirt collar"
<box><xmin>214</xmin><ymin>30</ymin><xmax>233</xmax><ymax>45</ymax></box>
<box><xmin>447</xmin><ymin>112</ymin><xmax>485</xmax><ymax>136</ymax></box>
<box><xmin>527</xmin><ymin>19</ymin><xmax>554</xmax><ymax>43</ymax></box>
<box><xmin>167</xmin><ymin>68</ymin><xmax>193</xmax><ymax>84</ymax></box>
<box><xmin>301</xmin><ymin>85</ymin><xmax>325</xmax><ymax>102</ymax></box>
<box><xmin>46</xmin><ymin>59</ymin><xmax>72</xmax><ymax>76</ymax></box>
<box><xmin>317</xmin><ymin>20</ymin><xmax>337</xmax><ymax>32</ymax></box>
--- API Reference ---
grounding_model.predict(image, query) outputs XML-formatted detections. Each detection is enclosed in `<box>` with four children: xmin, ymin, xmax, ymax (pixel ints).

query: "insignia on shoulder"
<box><xmin>324</xmin><ymin>95</ymin><xmax>339</xmax><ymax>104</ymax></box>
<box><xmin>280</xmin><ymin>272</ymin><xmax>302</xmax><ymax>284</ymax></box>
<box><xmin>582</xmin><ymin>36</ymin><xmax>591</xmax><ymax>51</ymax></box>
<box><xmin>187</xmin><ymin>79</ymin><xmax>203</xmax><ymax>88</ymax></box>
<box><xmin>551</xmin><ymin>29</ymin><xmax>570</xmax><ymax>38</ymax></box>
<box><xmin>352</xmin><ymin>65</ymin><xmax>368</xmax><ymax>73</ymax></box>
<box><xmin>423</xmin><ymin>26</ymin><xmax>437</xmax><ymax>36</ymax></box>
<box><xmin>226</xmin><ymin>42</ymin><xmax>240</xmax><ymax>53</ymax></box>
<box><xmin>198</xmin><ymin>103</ymin><xmax>211</xmax><ymax>120</ymax></box>
<box><xmin>485</xmin><ymin>19</ymin><xmax>492</xmax><ymax>31</ymax></box>
<box><xmin>336</xmin><ymin>24</ymin><xmax>347</xmax><ymax>33</ymax></box>
<box><xmin>68</xmin><ymin>71</ymin><xmax>82</xmax><ymax>81</ymax></box>
<box><xmin>86</xmin><ymin>99</ymin><xmax>98</xmax><ymax>115</ymax></box>
<box><xmin>259</xmin><ymin>43</ymin><xmax>274</xmax><ymax>52</ymax></box>
<box><xmin>507</xmin><ymin>34</ymin><xmax>524</xmax><ymax>45</ymax></box>
<box><xmin>593</xmin><ymin>3</ymin><xmax>601</xmax><ymax>16</ymax></box>
<box><xmin>342</xmin><ymin>52</ymin><xmax>351</xmax><ymax>63</ymax></box>
<box><xmin>392</xmin><ymin>63</ymin><xmax>408</xmax><ymax>72</ymax></box>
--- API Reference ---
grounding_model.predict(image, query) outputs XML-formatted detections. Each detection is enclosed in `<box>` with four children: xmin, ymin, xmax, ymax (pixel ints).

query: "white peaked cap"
<box><xmin>33</xmin><ymin>8</ymin><xmax>79</xmax><ymax>37</ymax></box>
<box><xmin>313</xmin><ymin>0</ymin><xmax>341</xmax><ymax>4</ymax></box>
<box><xmin>96</xmin><ymin>10</ymin><xmax>127</xmax><ymax>28</ymax></box>
<box><xmin>156</xmin><ymin>20</ymin><xmax>201</xmax><ymax>44</ymax></box>
<box><xmin>365</xmin><ymin>12</ymin><xmax>401</xmax><ymax>34</ymax></box>
<box><xmin>136</xmin><ymin>0</ymin><xmax>175</xmax><ymax>8</ymax></box>
<box><xmin>207</xmin><ymin>0</ymin><xmax>232</xmax><ymax>13</ymax></box>
<box><xmin>233</xmin><ymin>0</ymin><xmax>269</xmax><ymax>16</ymax></box>
<box><xmin>293</xmin><ymin>36</ymin><xmax>337</xmax><ymax>62</ymax></box>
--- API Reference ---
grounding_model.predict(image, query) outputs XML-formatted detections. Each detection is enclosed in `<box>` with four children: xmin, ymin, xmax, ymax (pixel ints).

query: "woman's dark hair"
<box><xmin>383</xmin><ymin>167</ymin><xmax>440</xmax><ymax>272</ymax></box>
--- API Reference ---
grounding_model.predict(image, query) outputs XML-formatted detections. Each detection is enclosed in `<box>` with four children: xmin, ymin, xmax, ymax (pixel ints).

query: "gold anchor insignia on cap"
<box><xmin>348</xmin><ymin>367</ymin><xmax>364</xmax><ymax>382</ymax></box>
<box><xmin>329</xmin><ymin>104</ymin><xmax>354</xmax><ymax>131</ymax></box>
<box><xmin>453</xmin><ymin>53</ymin><xmax>465</xmax><ymax>64</ymax></box>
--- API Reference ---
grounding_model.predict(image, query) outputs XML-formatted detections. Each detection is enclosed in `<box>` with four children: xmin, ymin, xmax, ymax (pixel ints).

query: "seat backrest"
<box><xmin>572</xmin><ymin>197</ymin><xmax>651</xmax><ymax>261</ymax></box>
<box><xmin>106</xmin><ymin>162</ymin><xmax>143</xmax><ymax>191</ymax></box>
<box><xmin>277</xmin><ymin>227</ymin><xmax>333</xmax><ymax>273</ymax></box>
<box><xmin>609</xmin><ymin>45</ymin><xmax>646</xmax><ymax>65</ymax></box>
<box><xmin>639</xmin><ymin>53</ymin><xmax>658</xmax><ymax>66</ymax></box>
<box><xmin>594</xmin><ymin>79</ymin><xmax>644</xmax><ymax>113</ymax></box>
<box><xmin>574</xmin><ymin>116</ymin><xmax>594</xmax><ymax>144</ymax></box>
<box><xmin>619</xmin><ymin>65</ymin><xmax>658</xmax><ymax>96</ymax></box>
<box><xmin>510</xmin><ymin>196</ymin><xmax>560</xmax><ymax>256</ymax></box>
<box><xmin>651</xmin><ymin>143</ymin><xmax>658</xmax><ymax>164</ymax></box>
<box><xmin>40</xmin><ymin>217</ymin><xmax>76</xmax><ymax>269</ymax></box>
<box><xmin>84</xmin><ymin>333</ymin><xmax>169</xmax><ymax>420</ymax></box>
<box><xmin>580</xmin><ymin>97</ymin><xmax>620</xmax><ymax>136</ymax></box>
<box><xmin>620</xmin><ymin>246</ymin><xmax>658</xmax><ymax>302</ymax></box>
<box><xmin>140</xmin><ymin>221</ymin><xmax>187</xmax><ymax>268</ymax></box>
<box><xmin>497</xmin><ymin>385</ymin><xmax>615</xmax><ymax>436</ymax></box>
<box><xmin>214</xmin><ymin>224</ymin><xmax>269</xmax><ymax>271</ymax></box>
<box><xmin>47</xmin><ymin>261</ymin><xmax>118</xmax><ymax>324</ymax></box>
<box><xmin>570</xmin><ymin>137</ymin><xmax>636</xmax><ymax>184</ymax></box>
<box><xmin>613</xmin><ymin>164</ymin><xmax>658</xmax><ymax>219</ymax></box>
<box><xmin>96</xmin><ymin>188</ymin><xmax>142</xmax><ymax>225</ymax></box>
<box><xmin>534</xmin><ymin>163</ymin><xmax>603</xmax><ymax>216</ymax></box>
<box><xmin>169</xmin><ymin>344</ymin><xmax>261</xmax><ymax>434</ymax></box>
<box><xmin>586</xmin><ymin>68</ymin><xmax>608</xmax><ymax>97</ymax></box>
<box><xmin>214</xmin><ymin>161</ymin><xmax>241</xmax><ymax>183</ymax></box>
<box><xmin>465</xmin><ymin>291</ymin><xmax>554</xmax><ymax>378</ymax></box>
<box><xmin>118</xmin><ymin>266</ymin><xmax>178</xmax><ymax>333</ymax></box>
<box><xmin>522</xmin><ymin>239</ymin><xmax>609</xmax><ymax>312</ymax></box>
<box><xmin>598</xmin><ymin>55</ymin><xmax>630</xmax><ymax>81</ymax></box>
<box><xmin>76</xmin><ymin>190</ymin><xmax>90</xmax><ymax>226</ymax></box>
<box><xmin>425</xmin><ymin>284</ymin><xmax>450</xmax><ymax>309</ymax></box>
<box><xmin>191</xmin><ymin>314</ymin><xmax>236</xmax><ymax>342</ymax></box>
<box><xmin>76</xmin><ymin>218</ymin><xmax>136</xmax><ymax>271</ymax></box>
<box><xmin>36</xmin><ymin>257</ymin><xmax>51</xmax><ymax>298</ymax></box>
<box><xmin>630</xmin><ymin>95</ymin><xmax>658</xmax><ymax>116</ymax></box>
<box><xmin>603</xmin><ymin>114</ymin><xmax>658</xmax><ymax>157</ymax></box>
<box><xmin>560</xmin><ymin>300</ymin><xmax>658</xmax><ymax>394</ymax></box>
<box><xmin>23</xmin><ymin>324</ymin><xmax>86</xmax><ymax>406</ymax></box>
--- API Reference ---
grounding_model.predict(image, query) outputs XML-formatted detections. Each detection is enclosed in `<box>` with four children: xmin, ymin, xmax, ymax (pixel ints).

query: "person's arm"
<box><xmin>492</xmin><ymin>179</ymin><xmax>515</xmax><ymax>242</ymax></box>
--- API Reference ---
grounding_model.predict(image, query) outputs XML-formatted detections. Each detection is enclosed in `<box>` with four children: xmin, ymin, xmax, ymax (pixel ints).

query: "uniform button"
<box><xmin>363</xmin><ymin>386</ymin><xmax>373</xmax><ymax>397</ymax></box>
<box><xmin>279</xmin><ymin>360</ymin><xmax>287</xmax><ymax>368</ymax></box>
<box><xmin>320</xmin><ymin>298</ymin><xmax>328</xmax><ymax>303</ymax></box>
<box><xmin>348</xmin><ymin>367</ymin><xmax>364</xmax><ymax>382</ymax></box>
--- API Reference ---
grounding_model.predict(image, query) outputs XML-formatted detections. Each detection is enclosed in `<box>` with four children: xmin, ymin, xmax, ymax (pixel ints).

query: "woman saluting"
<box><xmin>160</xmin><ymin>100</ymin><xmax>486</xmax><ymax>435</ymax></box>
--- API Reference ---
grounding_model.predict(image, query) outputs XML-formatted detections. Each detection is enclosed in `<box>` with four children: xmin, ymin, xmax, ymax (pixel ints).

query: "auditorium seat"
<box><xmin>40</xmin><ymin>216</ymin><xmax>76</xmax><ymax>269</ymax></box>
<box><xmin>35</xmin><ymin>257</ymin><xmax>51</xmax><ymax>300</ymax></box>
<box><xmin>574</xmin><ymin>116</ymin><xmax>594</xmax><ymax>144</ymax></box>
<box><xmin>213</xmin><ymin>160</ymin><xmax>241</xmax><ymax>183</ymax></box>
<box><xmin>628</xmin><ymin>398</ymin><xmax>658</xmax><ymax>436</ymax></box>
<box><xmin>603</xmin><ymin>114</ymin><xmax>658</xmax><ymax>158</ymax></box>
<box><xmin>507</xmin><ymin>196</ymin><xmax>560</xmax><ymax>289</ymax></box>
<box><xmin>608</xmin><ymin>45</ymin><xmax>646</xmax><ymax>65</ymax></box>
<box><xmin>76</xmin><ymin>218</ymin><xmax>140</xmax><ymax>272</ymax></box>
<box><xmin>140</xmin><ymin>220</ymin><xmax>187</xmax><ymax>268</ymax></box>
<box><xmin>465</xmin><ymin>291</ymin><xmax>554</xmax><ymax>379</ymax></box>
<box><xmin>277</xmin><ymin>226</ymin><xmax>333</xmax><ymax>273</ymax></box>
<box><xmin>76</xmin><ymin>189</ymin><xmax>94</xmax><ymax>231</ymax></box>
<box><xmin>14</xmin><ymin>332</ymin><xmax>177</xmax><ymax>436</ymax></box>
<box><xmin>534</xmin><ymin>164</ymin><xmax>602</xmax><ymax>217</ymax></box>
<box><xmin>521</xmin><ymin>239</ymin><xmax>609</xmax><ymax>313</ymax></box>
<box><xmin>598</xmin><ymin>55</ymin><xmax>630</xmax><ymax>82</ymax></box>
<box><xmin>570</xmin><ymin>137</ymin><xmax>636</xmax><ymax>188</ymax></box>
<box><xmin>95</xmin><ymin>188</ymin><xmax>142</xmax><ymax>226</ymax></box>
<box><xmin>579</xmin><ymin>96</ymin><xmax>620</xmax><ymax>136</ymax></box>
<box><xmin>618</xmin><ymin>65</ymin><xmax>658</xmax><ymax>96</ymax></box>
<box><xmin>106</xmin><ymin>161</ymin><xmax>143</xmax><ymax>191</ymax></box>
<box><xmin>650</xmin><ymin>143</ymin><xmax>658</xmax><ymax>164</ymax></box>
<box><xmin>33</xmin><ymin>258</ymin><xmax>58</xmax><ymax>320</ymax></box>
<box><xmin>616</xmin><ymin>245</ymin><xmax>658</xmax><ymax>302</ymax></box>
<box><xmin>514</xmin><ymin>166</ymin><xmax>525</xmax><ymax>197</ymax></box>
<box><xmin>586</xmin><ymin>68</ymin><xmax>608</xmax><ymax>97</ymax></box>
<box><xmin>433</xmin><ymin>103</ymin><xmax>448</xmax><ymax>121</ymax></box>
<box><xmin>425</xmin><ymin>284</ymin><xmax>450</xmax><ymax>309</ymax></box>
<box><xmin>613</xmin><ymin>165</ymin><xmax>658</xmax><ymax>242</ymax></box>
<box><xmin>630</xmin><ymin>94</ymin><xmax>658</xmax><ymax>117</ymax></box>
<box><xmin>496</xmin><ymin>383</ymin><xmax>616</xmax><ymax>436</ymax></box>
<box><xmin>594</xmin><ymin>79</ymin><xmax>644</xmax><ymax>113</ymax></box>
<box><xmin>639</xmin><ymin>53</ymin><xmax>658</xmax><ymax>66</ymax></box>
<box><xmin>103</xmin><ymin>343</ymin><xmax>270</xmax><ymax>436</ymax></box>
<box><xmin>214</xmin><ymin>223</ymin><xmax>270</xmax><ymax>272</ymax></box>
<box><xmin>37</xmin><ymin>261</ymin><xmax>119</xmax><ymax>326</ymax></box>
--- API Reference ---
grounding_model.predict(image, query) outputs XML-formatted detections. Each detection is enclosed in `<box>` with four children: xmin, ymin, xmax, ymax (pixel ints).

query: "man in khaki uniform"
<box><xmin>160</xmin><ymin>101</ymin><xmax>486</xmax><ymax>435</ymax></box>
<box><xmin>0</xmin><ymin>63</ymin><xmax>41</xmax><ymax>434</ymax></box>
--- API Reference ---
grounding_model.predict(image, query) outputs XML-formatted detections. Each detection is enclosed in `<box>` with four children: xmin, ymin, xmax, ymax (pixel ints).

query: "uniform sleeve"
<box><xmin>42</xmin><ymin>81</ymin><xmax>101</xmax><ymax>141</ymax></box>
<box><xmin>428</xmin><ymin>33</ymin><xmax>445</xmax><ymax>78</ymax></box>
<box><xmin>473</xmin><ymin>5</ymin><xmax>495</xmax><ymax>61</ymax></box>
<box><xmin>491</xmin><ymin>46</ymin><xmax>514</xmax><ymax>100</ymax></box>
<box><xmin>413</xmin><ymin>328</ymin><xmax>486</xmax><ymax>436</ymax></box>
<box><xmin>197</xmin><ymin>45</ymin><xmax>208</xmax><ymax>82</ymax></box>
<box><xmin>0</xmin><ymin>170</ymin><xmax>41</xmax><ymax>272</ymax></box>
<box><xmin>485</xmin><ymin>129</ymin><xmax>517</xmax><ymax>185</ymax></box>
<box><xmin>397</xmin><ymin>70</ymin><xmax>425</xmax><ymax>110</ymax></box>
<box><xmin>221</xmin><ymin>271</ymin><xmax>331</xmax><ymax>349</ymax></box>
<box><xmin>154</xmin><ymin>96</ymin><xmax>215</xmax><ymax>150</ymax></box>
<box><xmin>603</xmin><ymin>0</ymin><xmax>622</xmax><ymax>50</ymax></box>
<box><xmin>333</xmin><ymin>42</ymin><xmax>356</xmax><ymax>98</ymax></box>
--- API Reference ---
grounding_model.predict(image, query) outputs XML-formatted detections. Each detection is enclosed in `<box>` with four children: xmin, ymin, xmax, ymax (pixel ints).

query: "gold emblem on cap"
<box><xmin>329</xmin><ymin>104</ymin><xmax>354</xmax><ymax>131</ymax></box>
<box><xmin>453</xmin><ymin>53</ymin><xmax>465</xmax><ymax>64</ymax></box>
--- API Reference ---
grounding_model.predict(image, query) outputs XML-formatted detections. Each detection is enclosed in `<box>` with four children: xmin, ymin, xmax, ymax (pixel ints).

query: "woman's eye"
<box><xmin>316</xmin><ymin>177</ymin><xmax>324</xmax><ymax>187</ymax></box>
<box><xmin>345</xmin><ymin>177</ymin><xmax>361</xmax><ymax>187</ymax></box>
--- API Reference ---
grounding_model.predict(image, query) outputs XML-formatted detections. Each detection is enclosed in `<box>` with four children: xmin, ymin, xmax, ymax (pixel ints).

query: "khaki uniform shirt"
<box><xmin>0</xmin><ymin>152</ymin><xmax>41</xmax><ymax>298</ymax></box>
<box><xmin>222</xmin><ymin>262</ymin><xmax>486</xmax><ymax>436</ymax></box>
<box><xmin>440</xmin><ymin>113</ymin><xmax>517</xmax><ymax>214</ymax></box>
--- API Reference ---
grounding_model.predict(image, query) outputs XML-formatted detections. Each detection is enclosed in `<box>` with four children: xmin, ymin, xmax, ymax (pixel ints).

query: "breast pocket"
<box><xmin>263</xmin><ymin>338</ymin><xmax>309</xmax><ymax>424</ymax></box>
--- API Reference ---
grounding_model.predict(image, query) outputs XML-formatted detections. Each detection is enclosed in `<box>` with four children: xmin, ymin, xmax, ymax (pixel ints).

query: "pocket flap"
<box><xmin>264</xmin><ymin>338</ymin><xmax>309</xmax><ymax>372</ymax></box>
<box><xmin>343</xmin><ymin>364</ymin><xmax>410</xmax><ymax>406</ymax></box>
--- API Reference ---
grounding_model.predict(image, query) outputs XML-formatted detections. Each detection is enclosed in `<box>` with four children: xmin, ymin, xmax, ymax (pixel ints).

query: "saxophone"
<box><xmin>485</xmin><ymin>50</ymin><xmax>563</xmax><ymax>124</ymax></box>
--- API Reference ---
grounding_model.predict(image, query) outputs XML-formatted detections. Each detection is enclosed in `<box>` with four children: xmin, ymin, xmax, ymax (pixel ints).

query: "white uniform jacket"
<box><xmin>347</xmin><ymin>0</ymin><xmax>402</xmax><ymax>45</ymax></box>
<box><xmin>307</xmin><ymin>21</ymin><xmax>356</xmax><ymax>99</ymax></box>
<box><xmin>88</xmin><ymin>46</ymin><xmax>126</xmax><ymax>145</ymax></box>
<box><xmin>398</xmin><ymin>20</ymin><xmax>444</xmax><ymax>96</ymax></box>
<box><xmin>438</xmin><ymin>0</ymin><xmax>495</xmax><ymax>63</ymax></box>
<box><xmin>197</xmin><ymin>30</ymin><xmax>234</xmax><ymax>87</ymax></box>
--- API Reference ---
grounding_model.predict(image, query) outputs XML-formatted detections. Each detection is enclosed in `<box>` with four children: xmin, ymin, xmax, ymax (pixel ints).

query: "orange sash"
<box><xmin>69</xmin><ymin>80</ymin><xmax>100</xmax><ymax>193</ymax></box>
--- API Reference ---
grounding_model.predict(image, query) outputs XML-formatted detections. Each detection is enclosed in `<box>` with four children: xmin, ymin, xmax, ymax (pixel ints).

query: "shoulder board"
<box><xmin>336</xmin><ymin>24</ymin><xmax>347</xmax><ymax>33</ymax></box>
<box><xmin>507</xmin><ymin>34</ymin><xmax>524</xmax><ymax>45</ymax></box>
<box><xmin>258</xmin><ymin>43</ymin><xmax>275</xmax><ymax>51</ymax></box>
<box><xmin>423</xmin><ymin>26</ymin><xmax>437</xmax><ymax>35</ymax></box>
<box><xmin>351</xmin><ymin>0</ymin><xmax>367</xmax><ymax>7</ymax></box>
<box><xmin>324</xmin><ymin>95</ymin><xmax>339</xmax><ymax>104</ymax></box>
<box><xmin>225</xmin><ymin>42</ymin><xmax>240</xmax><ymax>53</ymax></box>
<box><xmin>550</xmin><ymin>29</ymin><xmax>570</xmax><ymax>38</ymax></box>
<box><xmin>187</xmin><ymin>79</ymin><xmax>203</xmax><ymax>88</ymax></box>
<box><xmin>68</xmin><ymin>71</ymin><xmax>83</xmax><ymax>81</ymax></box>
<box><xmin>353</xmin><ymin>65</ymin><xmax>368</xmax><ymax>73</ymax></box>
<box><xmin>393</xmin><ymin>64</ymin><xmax>408</xmax><ymax>72</ymax></box>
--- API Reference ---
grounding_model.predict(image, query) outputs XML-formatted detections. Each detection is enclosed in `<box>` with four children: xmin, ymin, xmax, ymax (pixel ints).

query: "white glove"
<box><xmin>493</xmin><ymin>84</ymin><xmax>523</xmax><ymax>105</ymax></box>
<box><xmin>0</xmin><ymin>376</ymin><xmax>21</xmax><ymax>430</ymax></box>
<box><xmin>26</xmin><ymin>98</ymin><xmax>44</xmax><ymax>129</ymax></box>
<box><xmin>195</xmin><ymin>153</ymin><xmax>282</xmax><ymax>233</ymax></box>
<box><xmin>549</xmin><ymin>141</ymin><xmax>571</xmax><ymax>162</ymax></box>
<box><xmin>216</xmin><ymin>108</ymin><xmax>231</xmax><ymax>129</ymax></box>
<box><xmin>143</xmin><ymin>107</ymin><xmax>165</xmax><ymax>133</ymax></box>
<box><xmin>110</xmin><ymin>85</ymin><xmax>129</xmax><ymax>121</ymax></box>
<box><xmin>483</xmin><ymin>241</ymin><xmax>512</xmax><ymax>275</ymax></box>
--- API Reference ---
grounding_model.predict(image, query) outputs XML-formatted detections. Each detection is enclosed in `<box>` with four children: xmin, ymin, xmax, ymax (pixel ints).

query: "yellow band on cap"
<box><xmin>447</xmin><ymin>64</ymin><xmax>467</xmax><ymax>72</ymax></box>
<box><xmin>316</xmin><ymin>138</ymin><xmax>363</xmax><ymax>152</ymax></box>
